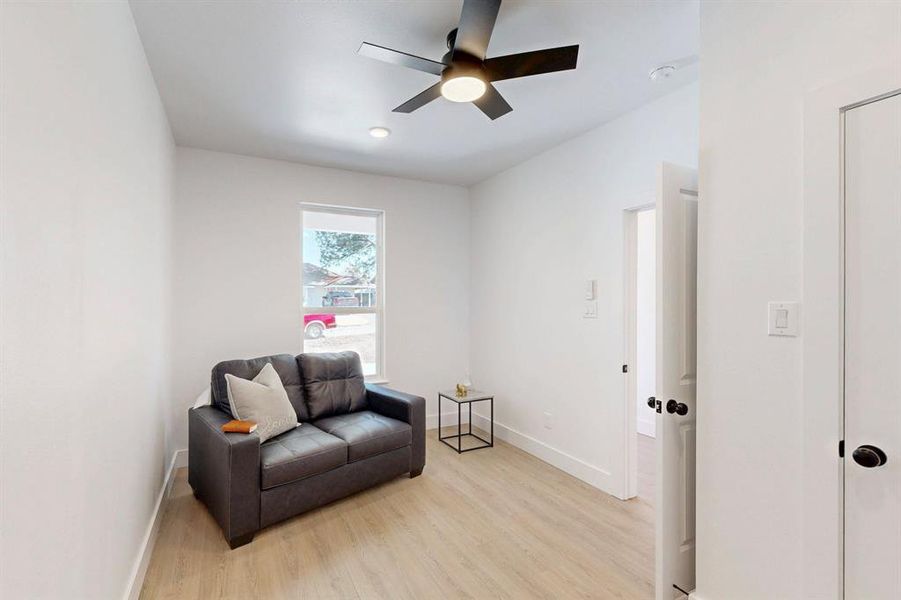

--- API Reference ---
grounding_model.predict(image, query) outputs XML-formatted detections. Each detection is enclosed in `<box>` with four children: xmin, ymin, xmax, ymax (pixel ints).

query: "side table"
<box><xmin>438</xmin><ymin>390</ymin><xmax>494</xmax><ymax>453</ymax></box>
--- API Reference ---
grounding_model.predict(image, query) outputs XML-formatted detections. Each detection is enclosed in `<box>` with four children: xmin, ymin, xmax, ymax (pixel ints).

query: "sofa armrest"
<box><xmin>188</xmin><ymin>406</ymin><xmax>260</xmax><ymax>547</ymax></box>
<box><xmin>366</xmin><ymin>384</ymin><xmax>426</xmax><ymax>476</ymax></box>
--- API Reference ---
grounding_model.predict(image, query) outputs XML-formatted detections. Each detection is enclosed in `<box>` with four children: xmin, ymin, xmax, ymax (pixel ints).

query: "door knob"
<box><xmin>666</xmin><ymin>400</ymin><xmax>688</xmax><ymax>416</ymax></box>
<box><xmin>852</xmin><ymin>444</ymin><xmax>887</xmax><ymax>468</ymax></box>
<box><xmin>647</xmin><ymin>396</ymin><xmax>656</xmax><ymax>409</ymax></box>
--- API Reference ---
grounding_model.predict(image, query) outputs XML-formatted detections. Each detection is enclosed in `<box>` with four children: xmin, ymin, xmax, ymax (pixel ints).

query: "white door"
<box><xmin>844</xmin><ymin>91</ymin><xmax>901</xmax><ymax>599</ymax></box>
<box><xmin>655</xmin><ymin>162</ymin><xmax>698</xmax><ymax>599</ymax></box>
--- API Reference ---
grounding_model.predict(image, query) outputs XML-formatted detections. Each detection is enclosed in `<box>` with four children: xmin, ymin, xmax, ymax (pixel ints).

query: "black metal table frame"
<box><xmin>438</xmin><ymin>392</ymin><xmax>494</xmax><ymax>453</ymax></box>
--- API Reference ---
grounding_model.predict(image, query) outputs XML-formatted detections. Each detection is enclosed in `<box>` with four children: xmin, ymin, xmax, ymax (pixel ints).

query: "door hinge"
<box><xmin>622</xmin><ymin>364</ymin><xmax>629</xmax><ymax>373</ymax></box>
<box><xmin>839</xmin><ymin>440</ymin><xmax>845</xmax><ymax>458</ymax></box>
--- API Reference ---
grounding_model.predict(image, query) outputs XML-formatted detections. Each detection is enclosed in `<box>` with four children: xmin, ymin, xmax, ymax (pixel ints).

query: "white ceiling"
<box><xmin>130</xmin><ymin>1</ymin><xmax>698</xmax><ymax>186</ymax></box>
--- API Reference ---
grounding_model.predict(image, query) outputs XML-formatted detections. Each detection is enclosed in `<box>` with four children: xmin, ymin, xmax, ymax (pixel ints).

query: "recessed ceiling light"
<box><xmin>369</xmin><ymin>126</ymin><xmax>390</xmax><ymax>138</ymax></box>
<box><xmin>648</xmin><ymin>65</ymin><xmax>676</xmax><ymax>81</ymax></box>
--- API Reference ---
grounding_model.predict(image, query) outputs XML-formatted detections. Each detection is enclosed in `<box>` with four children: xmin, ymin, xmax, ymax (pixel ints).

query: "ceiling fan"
<box><xmin>358</xmin><ymin>0</ymin><xmax>579</xmax><ymax>120</ymax></box>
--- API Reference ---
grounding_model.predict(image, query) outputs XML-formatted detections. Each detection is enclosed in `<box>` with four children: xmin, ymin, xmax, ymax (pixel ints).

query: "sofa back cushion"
<box><xmin>298</xmin><ymin>351</ymin><xmax>367</xmax><ymax>420</ymax></box>
<box><xmin>211</xmin><ymin>354</ymin><xmax>309</xmax><ymax>422</ymax></box>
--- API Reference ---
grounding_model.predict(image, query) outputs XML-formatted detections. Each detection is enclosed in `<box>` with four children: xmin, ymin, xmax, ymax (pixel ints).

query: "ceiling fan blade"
<box><xmin>472</xmin><ymin>83</ymin><xmax>512</xmax><ymax>120</ymax></box>
<box><xmin>393</xmin><ymin>82</ymin><xmax>443</xmax><ymax>113</ymax></box>
<box><xmin>358</xmin><ymin>42</ymin><xmax>445</xmax><ymax>76</ymax></box>
<box><xmin>453</xmin><ymin>0</ymin><xmax>501</xmax><ymax>60</ymax></box>
<box><xmin>483</xmin><ymin>45</ymin><xmax>579</xmax><ymax>82</ymax></box>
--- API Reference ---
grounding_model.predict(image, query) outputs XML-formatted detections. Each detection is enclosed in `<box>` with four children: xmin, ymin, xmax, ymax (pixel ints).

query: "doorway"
<box><xmin>634</xmin><ymin>207</ymin><xmax>657</xmax><ymax>503</ymax></box>
<box><xmin>624</xmin><ymin>163</ymin><xmax>698</xmax><ymax>600</ymax></box>
<box><xmin>623</xmin><ymin>203</ymin><xmax>655</xmax><ymax>502</ymax></box>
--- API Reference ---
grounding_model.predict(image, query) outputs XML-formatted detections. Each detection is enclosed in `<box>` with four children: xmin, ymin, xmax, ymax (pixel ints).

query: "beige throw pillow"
<box><xmin>225</xmin><ymin>362</ymin><xmax>297</xmax><ymax>443</ymax></box>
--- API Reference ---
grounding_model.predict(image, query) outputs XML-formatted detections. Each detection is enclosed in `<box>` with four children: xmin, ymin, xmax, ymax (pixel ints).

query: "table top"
<box><xmin>439</xmin><ymin>389</ymin><xmax>493</xmax><ymax>403</ymax></box>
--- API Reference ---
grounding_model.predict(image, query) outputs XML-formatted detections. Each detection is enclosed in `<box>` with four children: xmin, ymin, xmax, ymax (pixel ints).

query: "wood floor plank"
<box><xmin>141</xmin><ymin>429</ymin><xmax>655</xmax><ymax>599</ymax></box>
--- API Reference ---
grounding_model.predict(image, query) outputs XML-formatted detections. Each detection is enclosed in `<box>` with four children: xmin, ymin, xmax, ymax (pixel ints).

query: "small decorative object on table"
<box><xmin>455</xmin><ymin>383</ymin><xmax>468</xmax><ymax>397</ymax></box>
<box><xmin>438</xmin><ymin>389</ymin><xmax>494</xmax><ymax>453</ymax></box>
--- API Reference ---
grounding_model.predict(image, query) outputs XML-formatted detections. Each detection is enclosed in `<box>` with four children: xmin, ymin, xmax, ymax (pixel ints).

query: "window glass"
<box><xmin>302</xmin><ymin>207</ymin><xmax>382</xmax><ymax>379</ymax></box>
<box><xmin>302</xmin><ymin>211</ymin><xmax>376</xmax><ymax>308</ymax></box>
<box><xmin>303</xmin><ymin>313</ymin><xmax>378</xmax><ymax>376</ymax></box>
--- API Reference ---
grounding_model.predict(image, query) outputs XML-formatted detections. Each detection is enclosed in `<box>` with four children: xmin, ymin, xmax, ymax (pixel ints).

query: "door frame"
<box><xmin>622</xmin><ymin>201</ymin><xmax>655</xmax><ymax>500</ymax></box>
<box><xmin>802</xmin><ymin>62</ymin><xmax>901</xmax><ymax>600</ymax></box>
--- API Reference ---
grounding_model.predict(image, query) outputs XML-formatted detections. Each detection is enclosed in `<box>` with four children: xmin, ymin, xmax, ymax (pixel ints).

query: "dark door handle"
<box><xmin>852</xmin><ymin>445</ymin><xmax>887</xmax><ymax>468</ymax></box>
<box><xmin>647</xmin><ymin>396</ymin><xmax>656</xmax><ymax>409</ymax></box>
<box><xmin>666</xmin><ymin>400</ymin><xmax>688</xmax><ymax>416</ymax></box>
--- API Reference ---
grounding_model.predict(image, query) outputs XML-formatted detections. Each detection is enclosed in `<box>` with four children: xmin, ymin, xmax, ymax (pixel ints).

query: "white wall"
<box><xmin>469</xmin><ymin>84</ymin><xmax>697</xmax><ymax>497</ymax></box>
<box><xmin>696</xmin><ymin>3</ymin><xmax>901</xmax><ymax>599</ymax></box>
<box><xmin>636</xmin><ymin>209</ymin><xmax>656</xmax><ymax>438</ymax></box>
<box><xmin>171</xmin><ymin>147</ymin><xmax>470</xmax><ymax>450</ymax></box>
<box><xmin>0</xmin><ymin>2</ymin><xmax>174</xmax><ymax>598</ymax></box>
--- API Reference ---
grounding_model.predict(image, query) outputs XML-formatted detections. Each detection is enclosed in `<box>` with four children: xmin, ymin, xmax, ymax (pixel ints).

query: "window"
<box><xmin>301</xmin><ymin>205</ymin><xmax>384</xmax><ymax>379</ymax></box>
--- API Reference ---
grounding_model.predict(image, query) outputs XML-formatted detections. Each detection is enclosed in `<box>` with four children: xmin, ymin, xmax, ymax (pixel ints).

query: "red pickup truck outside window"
<box><xmin>303</xmin><ymin>313</ymin><xmax>336</xmax><ymax>338</ymax></box>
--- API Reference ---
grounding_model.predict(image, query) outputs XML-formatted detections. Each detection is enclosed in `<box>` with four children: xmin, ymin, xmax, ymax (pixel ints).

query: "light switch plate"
<box><xmin>768</xmin><ymin>301</ymin><xmax>799</xmax><ymax>336</ymax></box>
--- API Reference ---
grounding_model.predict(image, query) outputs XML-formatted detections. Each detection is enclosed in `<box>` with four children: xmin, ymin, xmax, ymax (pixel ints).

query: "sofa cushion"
<box><xmin>225</xmin><ymin>363</ymin><xmax>298</xmax><ymax>443</ymax></box>
<box><xmin>212</xmin><ymin>354</ymin><xmax>309</xmax><ymax>422</ymax></box>
<box><xmin>314</xmin><ymin>411</ymin><xmax>412</xmax><ymax>463</ymax></box>
<box><xmin>298</xmin><ymin>351</ymin><xmax>366</xmax><ymax>420</ymax></box>
<box><xmin>259</xmin><ymin>425</ymin><xmax>347</xmax><ymax>490</ymax></box>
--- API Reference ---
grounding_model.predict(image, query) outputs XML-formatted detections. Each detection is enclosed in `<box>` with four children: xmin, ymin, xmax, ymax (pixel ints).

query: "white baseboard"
<box><xmin>124</xmin><ymin>448</ymin><xmax>187</xmax><ymax>600</ymax></box>
<box><xmin>456</xmin><ymin>413</ymin><xmax>614</xmax><ymax>494</ymax></box>
<box><xmin>637</xmin><ymin>419</ymin><xmax>656</xmax><ymax>438</ymax></box>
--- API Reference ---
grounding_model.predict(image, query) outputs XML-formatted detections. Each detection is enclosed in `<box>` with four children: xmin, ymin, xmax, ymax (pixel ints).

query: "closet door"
<box><xmin>844</xmin><ymin>91</ymin><xmax>901</xmax><ymax>599</ymax></box>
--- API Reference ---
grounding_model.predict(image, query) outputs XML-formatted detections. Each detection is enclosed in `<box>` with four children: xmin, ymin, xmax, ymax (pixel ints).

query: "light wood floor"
<box><xmin>141</xmin><ymin>429</ymin><xmax>656</xmax><ymax>600</ymax></box>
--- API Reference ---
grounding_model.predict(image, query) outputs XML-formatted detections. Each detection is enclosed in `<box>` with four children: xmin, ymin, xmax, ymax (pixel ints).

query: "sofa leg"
<box><xmin>410</xmin><ymin>468</ymin><xmax>423</xmax><ymax>479</ymax></box>
<box><xmin>227</xmin><ymin>533</ymin><xmax>254</xmax><ymax>549</ymax></box>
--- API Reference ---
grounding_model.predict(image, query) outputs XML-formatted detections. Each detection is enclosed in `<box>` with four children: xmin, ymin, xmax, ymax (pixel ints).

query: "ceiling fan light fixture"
<box><xmin>440</xmin><ymin>75</ymin><xmax>487</xmax><ymax>103</ymax></box>
<box><xmin>357</xmin><ymin>0</ymin><xmax>580</xmax><ymax>119</ymax></box>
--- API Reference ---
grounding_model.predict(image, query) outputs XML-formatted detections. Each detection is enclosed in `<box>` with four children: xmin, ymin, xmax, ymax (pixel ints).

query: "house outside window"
<box><xmin>301</xmin><ymin>204</ymin><xmax>384</xmax><ymax>379</ymax></box>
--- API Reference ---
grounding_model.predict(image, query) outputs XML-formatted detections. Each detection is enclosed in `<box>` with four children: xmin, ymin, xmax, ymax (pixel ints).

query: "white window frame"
<box><xmin>300</xmin><ymin>203</ymin><xmax>386</xmax><ymax>382</ymax></box>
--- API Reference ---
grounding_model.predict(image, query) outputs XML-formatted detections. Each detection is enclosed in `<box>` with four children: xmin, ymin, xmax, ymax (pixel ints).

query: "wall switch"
<box><xmin>768</xmin><ymin>302</ymin><xmax>799</xmax><ymax>336</ymax></box>
<box><xmin>584</xmin><ymin>279</ymin><xmax>597</xmax><ymax>300</ymax></box>
<box><xmin>583</xmin><ymin>300</ymin><xmax>598</xmax><ymax>318</ymax></box>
